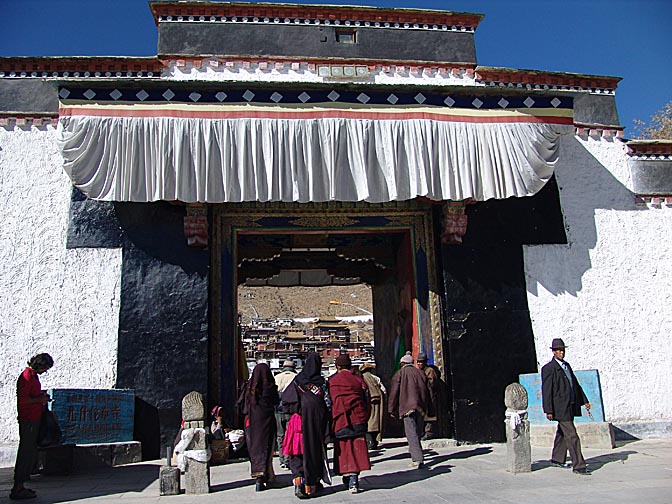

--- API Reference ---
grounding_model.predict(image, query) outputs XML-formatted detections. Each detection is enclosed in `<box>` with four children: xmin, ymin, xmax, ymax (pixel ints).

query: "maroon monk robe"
<box><xmin>328</xmin><ymin>369</ymin><xmax>371</xmax><ymax>475</ymax></box>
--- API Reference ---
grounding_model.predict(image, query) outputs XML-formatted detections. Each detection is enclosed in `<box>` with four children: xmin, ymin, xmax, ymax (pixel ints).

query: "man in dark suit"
<box><xmin>541</xmin><ymin>338</ymin><xmax>592</xmax><ymax>475</ymax></box>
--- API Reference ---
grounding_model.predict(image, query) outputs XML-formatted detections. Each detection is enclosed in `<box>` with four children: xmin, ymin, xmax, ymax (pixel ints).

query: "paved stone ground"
<box><xmin>1</xmin><ymin>438</ymin><xmax>671</xmax><ymax>504</ymax></box>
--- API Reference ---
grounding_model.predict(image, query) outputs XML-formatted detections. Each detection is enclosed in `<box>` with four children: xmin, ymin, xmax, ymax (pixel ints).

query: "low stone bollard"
<box><xmin>159</xmin><ymin>446</ymin><xmax>181</xmax><ymax>495</ymax></box>
<box><xmin>504</xmin><ymin>383</ymin><xmax>531</xmax><ymax>473</ymax></box>
<box><xmin>174</xmin><ymin>391</ymin><xmax>211</xmax><ymax>494</ymax></box>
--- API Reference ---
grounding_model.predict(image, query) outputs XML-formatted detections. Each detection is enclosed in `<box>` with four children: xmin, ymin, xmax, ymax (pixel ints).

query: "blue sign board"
<box><xmin>519</xmin><ymin>370</ymin><xmax>605</xmax><ymax>425</ymax></box>
<box><xmin>50</xmin><ymin>388</ymin><xmax>135</xmax><ymax>444</ymax></box>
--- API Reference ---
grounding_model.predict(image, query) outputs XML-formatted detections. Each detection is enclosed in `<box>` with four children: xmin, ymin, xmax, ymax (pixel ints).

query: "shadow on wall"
<box><xmin>112</xmin><ymin>202</ymin><xmax>210</xmax><ymax>460</ymax></box>
<box><xmin>134</xmin><ymin>397</ymin><xmax>160</xmax><ymax>461</ymax></box>
<box><xmin>526</xmin><ymin>135</ymin><xmax>643</xmax><ymax>297</ymax></box>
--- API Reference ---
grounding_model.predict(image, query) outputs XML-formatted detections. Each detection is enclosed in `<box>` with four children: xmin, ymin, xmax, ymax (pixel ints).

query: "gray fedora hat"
<box><xmin>550</xmin><ymin>338</ymin><xmax>567</xmax><ymax>349</ymax></box>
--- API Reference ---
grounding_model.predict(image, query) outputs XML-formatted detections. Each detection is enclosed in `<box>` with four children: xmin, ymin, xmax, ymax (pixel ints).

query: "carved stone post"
<box><xmin>175</xmin><ymin>391</ymin><xmax>211</xmax><ymax>494</ymax></box>
<box><xmin>159</xmin><ymin>446</ymin><xmax>180</xmax><ymax>495</ymax></box>
<box><xmin>504</xmin><ymin>383</ymin><xmax>531</xmax><ymax>473</ymax></box>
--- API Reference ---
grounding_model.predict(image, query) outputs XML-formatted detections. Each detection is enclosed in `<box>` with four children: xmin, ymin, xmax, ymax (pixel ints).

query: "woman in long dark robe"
<box><xmin>243</xmin><ymin>363</ymin><xmax>279</xmax><ymax>491</ymax></box>
<box><xmin>282</xmin><ymin>352</ymin><xmax>331</xmax><ymax>499</ymax></box>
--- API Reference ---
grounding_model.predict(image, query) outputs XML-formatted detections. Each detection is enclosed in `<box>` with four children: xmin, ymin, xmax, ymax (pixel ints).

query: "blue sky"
<box><xmin>1</xmin><ymin>0</ymin><xmax>669</xmax><ymax>136</ymax></box>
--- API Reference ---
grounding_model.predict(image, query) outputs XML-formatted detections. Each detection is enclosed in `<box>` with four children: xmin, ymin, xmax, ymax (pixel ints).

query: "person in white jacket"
<box><xmin>274</xmin><ymin>359</ymin><xmax>297</xmax><ymax>468</ymax></box>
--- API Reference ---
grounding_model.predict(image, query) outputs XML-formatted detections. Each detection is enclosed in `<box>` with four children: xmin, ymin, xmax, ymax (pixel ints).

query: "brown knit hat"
<box><xmin>335</xmin><ymin>354</ymin><xmax>352</xmax><ymax>367</ymax></box>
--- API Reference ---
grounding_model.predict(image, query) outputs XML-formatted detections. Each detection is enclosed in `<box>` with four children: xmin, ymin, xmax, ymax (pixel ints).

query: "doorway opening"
<box><xmin>210</xmin><ymin>202</ymin><xmax>445</xmax><ymax>434</ymax></box>
<box><xmin>234</xmin><ymin>229</ymin><xmax>412</xmax><ymax>388</ymax></box>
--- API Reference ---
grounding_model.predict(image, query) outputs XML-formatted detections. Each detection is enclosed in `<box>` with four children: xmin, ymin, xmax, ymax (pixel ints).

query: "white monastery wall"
<box><xmin>0</xmin><ymin>125</ymin><xmax>122</xmax><ymax>452</ymax></box>
<box><xmin>524</xmin><ymin>134</ymin><xmax>672</xmax><ymax>427</ymax></box>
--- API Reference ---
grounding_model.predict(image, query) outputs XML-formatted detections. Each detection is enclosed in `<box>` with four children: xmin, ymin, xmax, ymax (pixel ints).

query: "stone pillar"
<box><xmin>504</xmin><ymin>383</ymin><xmax>531</xmax><ymax>473</ymax></box>
<box><xmin>178</xmin><ymin>392</ymin><xmax>211</xmax><ymax>494</ymax></box>
<box><xmin>159</xmin><ymin>447</ymin><xmax>180</xmax><ymax>495</ymax></box>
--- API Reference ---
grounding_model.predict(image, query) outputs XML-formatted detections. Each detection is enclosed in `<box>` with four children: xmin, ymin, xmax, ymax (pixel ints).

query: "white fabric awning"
<box><xmin>56</xmin><ymin>86</ymin><xmax>573</xmax><ymax>203</ymax></box>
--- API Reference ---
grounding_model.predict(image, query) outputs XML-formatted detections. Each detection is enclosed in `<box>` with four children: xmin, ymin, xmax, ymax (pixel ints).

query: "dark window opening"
<box><xmin>336</xmin><ymin>29</ymin><xmax>357</xmax><ymax>44</ymax></box>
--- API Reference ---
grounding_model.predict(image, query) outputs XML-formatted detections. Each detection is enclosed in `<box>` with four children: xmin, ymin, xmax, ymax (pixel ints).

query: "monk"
<box><xmin>328</xmin><ymin>353</ymin><xmax>371</xmax><ymax>494</ymax></box>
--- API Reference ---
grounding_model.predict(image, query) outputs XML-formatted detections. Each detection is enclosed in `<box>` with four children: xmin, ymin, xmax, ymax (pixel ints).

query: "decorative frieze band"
<box><xmin>166</xmin><ymin>58</ymin><xmax>479</xmax><ymax>86</ymax></box>
<box><xmin>0</xmin><ymin>57</ymin><xmax>162</xmax><ymax>79</ymax></box>
<box><xmin>476</xmin><ymin>68</ymin><xmax>619</xmax><ymax>95</ymax></box>
<box><xmin>629</xmin><ymin>154</ymin><xmax>672</xmax><ymax>161</ymax></box>
<box><xmin>149</xmin><ymin>3</ymin><xmax>484</xmax><ymax>32</ymax></box>
<box><xmin>0</xmin><ymin>57</ymin><xmax>621</xmax><ymax>96</ymax></box>
<box><xmin>634</xmin><ymin>195</ymin><xmax>672</xmax><ymax>208</ymax></box>
<box><xmin>575</xmin><ymin>126</ymin><xmax>625</xmax><ymax>139</ymax></box>
<box><xmin>156</xmin><ymin>14</ymin><xmax>476</xmax><ymax>33</ymax></box>
<box><xmin>479</xmin><ymin>79</ymin><xmax>615</xmax><ymax>96</ymax></box>
<box><xmin>626</xmin><ymin>140</ymin><xmax>672</xmax><ymax>159</ymax></box>
<box><xmin>57</xmin><ymin>84</ymin><xmax>574</xmax><ymax>116</ymax></box>
<box><xmin>0</xmin><ymin>70</ymin><xmax>157</xmax><ymax>79</ymax></box>
<box><xmin>0</xmin><ymin>115</ymin><xmax>58</xmax><ymax>127</ymax></box>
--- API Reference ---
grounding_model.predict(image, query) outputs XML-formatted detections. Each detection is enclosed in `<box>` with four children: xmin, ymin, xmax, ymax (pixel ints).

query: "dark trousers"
<box><xmin>289</xmin><ymin>454</ymin><xmax>304</xmax><ymax>479</ymax></box>
<box><xmin>365</xmin><ymin>432</ymin><xmax>379</xmax><ymax>448</ymax></box>
<box><xmin>403</xmin><ymin>412</ymin><xmax>425</xmax><ymax>462</ymax></box>
<box><xmin>13</xmin><ymin>420</ymin><xmax>40</xmax><ymax>487</ymax></box>
<box><xmin>551</xmin><ymin>420</ymin><xmax>586</xmax><ymax>470</ymax></box>
<box><xmin>275</xmin><ymin>411</ymin><xmax>291</xmax><ymax>466</ymax></box>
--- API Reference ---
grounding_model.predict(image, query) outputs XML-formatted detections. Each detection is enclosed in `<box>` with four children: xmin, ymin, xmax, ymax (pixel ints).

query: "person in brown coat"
<box><xmin>388</xmin><ymin>351</ymin><xmax>428</xmax><ymax>468</ymax></box>
<box><xmin>360</xmin><ymin>362</ymin><xmax>386</xmax><ymax>449</ymax></box>
<box><xmin>416</xmin><ymin>352</ymin><xmax>440</xmax><ymax>440</ymax></box>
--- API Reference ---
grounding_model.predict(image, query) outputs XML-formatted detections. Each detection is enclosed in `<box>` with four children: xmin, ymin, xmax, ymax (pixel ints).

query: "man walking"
<box><xmin>388</xmin><ymin>351</ymin><xmax>428</xmax><ymax>469</ymax></box>
<box><xmin>416</xmin><ymin>352</ymin><xmax>439</xmax><ymax>440</ymax></box>
<box><xmin>359</xmin><ymin>362</ymin><xmax>386</xmax><ymax>449</ymax></box>
<box><xmin>541</xmin><ymin>338</ymin><xmax>592</xmax><ymax>475</ymax></box>
<box><xmin>275</xmin><ymin>359</ymin><xmax>297</xmax><ymax>469</ymax></box>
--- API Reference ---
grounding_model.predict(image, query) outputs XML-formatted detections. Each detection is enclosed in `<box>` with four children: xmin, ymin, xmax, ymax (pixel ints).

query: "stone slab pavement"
<box><xmin>1</xmin><ymin>438</ymin><xmax>671</xmax><ymax>504</ymax></box>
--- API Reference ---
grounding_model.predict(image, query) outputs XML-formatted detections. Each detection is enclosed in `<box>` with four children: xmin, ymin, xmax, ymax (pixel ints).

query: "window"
<box><xmin>335</xmin><ymin>29</ymin><xmax>356</xmax><ymax>44</ymax></box>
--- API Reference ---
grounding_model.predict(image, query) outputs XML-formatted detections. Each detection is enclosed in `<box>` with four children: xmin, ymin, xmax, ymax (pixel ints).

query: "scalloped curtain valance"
<box><xmin>56</xmin><ymin>87</ymin><xmax>573</xmax><ymax>203</ymax></box>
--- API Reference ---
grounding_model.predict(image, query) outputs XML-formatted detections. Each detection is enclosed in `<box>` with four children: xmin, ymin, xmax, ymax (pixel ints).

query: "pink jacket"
<box><xmin>282</xmin><ymin>412</ymin><xmax>303</xmax><ymax>455</ymax></box>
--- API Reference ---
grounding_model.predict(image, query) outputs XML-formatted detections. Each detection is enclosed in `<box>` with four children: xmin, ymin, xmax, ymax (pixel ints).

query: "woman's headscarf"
<box><xmin>294</xmin><ymin>352</ymin><xmax>325</xmax><ymax>388</ymax></box>
<box><xmin>247</xmin><ymin>362</ymin><xmax>276</xmax><ymax>406</ymax></box>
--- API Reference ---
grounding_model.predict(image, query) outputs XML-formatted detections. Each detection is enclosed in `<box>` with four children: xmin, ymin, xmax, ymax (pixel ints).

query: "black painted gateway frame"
<box><xmin>66</xmin><ymin>176</ymin><xmax>566</xmax><ymax>456</ymax></box>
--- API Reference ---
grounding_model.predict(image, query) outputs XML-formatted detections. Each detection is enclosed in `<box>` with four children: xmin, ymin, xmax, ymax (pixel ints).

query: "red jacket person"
<box><xmin>11</xmin><ymin>353</ymin><xmax>54</xmax><ymax>500</ymax></box>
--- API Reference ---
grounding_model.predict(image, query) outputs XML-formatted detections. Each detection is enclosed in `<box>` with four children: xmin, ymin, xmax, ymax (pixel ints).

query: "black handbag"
<box><xmin>37</xmin><ymin>405</ymin><xmax>62</xmax><ymax>448</ymax></box>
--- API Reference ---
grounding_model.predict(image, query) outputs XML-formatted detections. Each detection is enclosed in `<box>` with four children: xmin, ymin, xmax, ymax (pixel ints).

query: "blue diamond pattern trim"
<box><xmin>57</xmin><ymin>86</ymin><xmax>574</xmax><ymax>111</ymax></box>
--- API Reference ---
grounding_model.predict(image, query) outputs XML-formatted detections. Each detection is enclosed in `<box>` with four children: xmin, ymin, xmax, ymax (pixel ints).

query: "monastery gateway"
<box><xmin>1</xmin><ymin>2</ymin><xmax>670</xmax><ymax>460</ymax></box>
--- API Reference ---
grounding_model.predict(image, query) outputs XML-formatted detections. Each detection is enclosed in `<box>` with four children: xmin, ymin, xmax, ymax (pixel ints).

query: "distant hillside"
<box><xmin>237</xmin><ymin>284</ymin><xmax>373</xmax><ymax>321</ymax></box>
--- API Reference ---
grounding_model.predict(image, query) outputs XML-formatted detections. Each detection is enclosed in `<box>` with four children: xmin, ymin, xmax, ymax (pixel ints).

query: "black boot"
<box><xmin>255</xmin><ymin>478</ymin><xmax>266</xmax><ymax>492</ymax></box>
